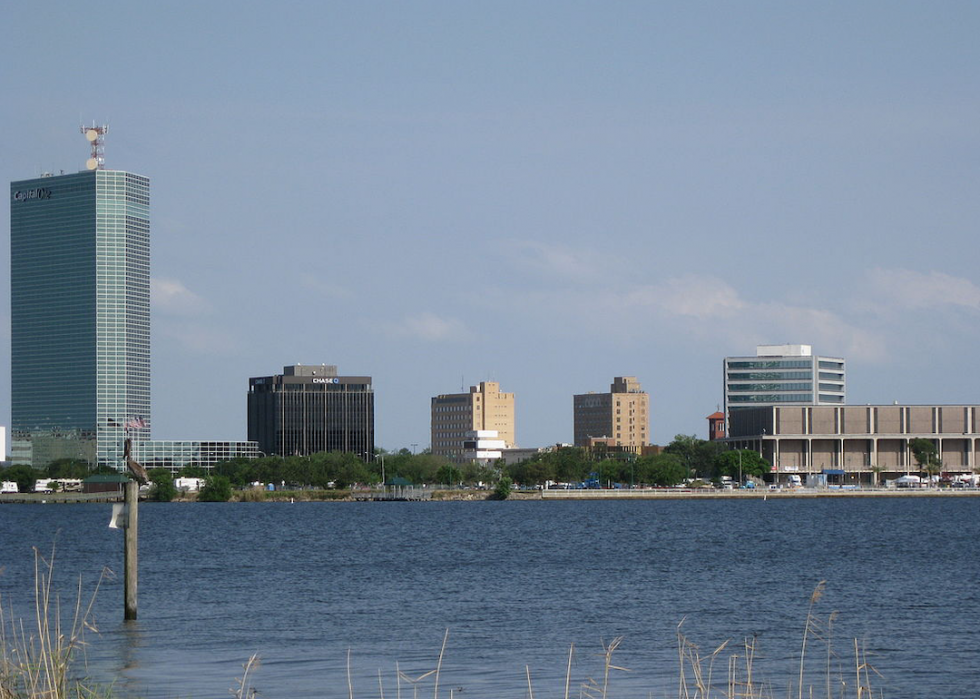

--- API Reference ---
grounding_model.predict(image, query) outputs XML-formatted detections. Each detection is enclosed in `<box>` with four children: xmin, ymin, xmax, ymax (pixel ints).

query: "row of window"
<box><xmin>729</xmin><ymin>383</ymin><xmax>812</xmax><ymax>392</ymax></box>
<box><xmin>727</xmin><ymin>360</ymin><xmax>813</xmax><ymax>369</ymax></box>
<box><xmin>728</xmin><ymin>371</ymin><xmax>813</xmax><ymax>381</ymax></box>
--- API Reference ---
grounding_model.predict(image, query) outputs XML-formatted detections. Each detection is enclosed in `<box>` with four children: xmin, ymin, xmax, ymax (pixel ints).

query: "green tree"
<box><xmin>714</xmin><ymin>450</ymin><xmax>770</xmax><ymax>481</ymax></box>
<box><xmin>148</xmin><ymin>468</ymin><xmax>177</xmax><ymax>502</ymax></box>
<box><xmin>198</xmin><ymin>475</ymin><xmax>233</xmax><ymax>502</ymax></box>
<box><xmin>46</xmin><ymin>458</ymin><xmax>91</xmax><ymax>479</ymax></box>
<box><xmin>665</xmin><ymin>435</ymin><xmax>725</xmax><ymax>479</ymax></box>
<box><xmin>505</xmin><ymin>446</ymin><xmax>591</xmax><ymax>486</ymax></box>
<box><xmin>507</xmin><ymin>457</ymin><xmax>556</xmax><ymax>487</ymax></box>
<box><xmin>636</xmin><ymin>452</ymin><xmax>687</xmax><ymax>486</ymax></box>
<box><xmin>393</xmin><ymin>452</ymin><xmax>446</xmax><ymax>485</ymax></box>
<box><xmin>214</xmin><ymin>458</ymin><xmax>258</xmax><ymax>488</ymax></box>
<box><xmin>460</xmin><ymin>461</ymin><xmax>498</xmax><ymax>487</ymax></box>
<box><xmin>435</xmin><ymin>463</ymin><xmax>463</xmax><ymax>487</ymax></box>
<box><xmin>490</xmin><ymin>476</ymin><xmax>512</xmax><ymax>500</ymax></box>
<box><xmin>3</xmin><ymin>465</ymin><xmax>39</xmax><ymax>493</ymax></box>
<box><xmin>910</xmin><ymin>438</ymin><xmax>942</xmax><ymax>484</ymax></box>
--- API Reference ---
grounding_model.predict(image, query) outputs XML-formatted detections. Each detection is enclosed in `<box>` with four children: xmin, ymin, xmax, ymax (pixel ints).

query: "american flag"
<box><xmin>125</xmin><ymin>417</ymin><xmax>147</xmax><ymax>430</ymax></box>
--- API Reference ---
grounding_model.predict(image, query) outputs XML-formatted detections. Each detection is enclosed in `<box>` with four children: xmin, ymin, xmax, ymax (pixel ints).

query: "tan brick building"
<box><xmin>573</xmin><ymin>377</ymin><xmax>649</xmax><ymax>453</ymax></box>
<box><xmin>431</xmin><ymin>381</ymin><xmax>515</xmax><ymax>464</ymax></box>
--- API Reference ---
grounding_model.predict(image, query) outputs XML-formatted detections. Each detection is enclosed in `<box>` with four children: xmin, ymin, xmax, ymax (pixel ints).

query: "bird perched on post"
<box><xmin>123</xmin><ymin>438</ymin><xmax>150</xmax><ymax>484</ymax></box>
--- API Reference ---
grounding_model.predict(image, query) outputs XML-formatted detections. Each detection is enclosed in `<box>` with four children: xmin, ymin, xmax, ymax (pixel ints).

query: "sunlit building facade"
<box><xmin>431</xmin><ymin>381</ymin><xmax>515</xmax><ymax>464</ymax></box>
<box><xmin>573</xmin><ymin>376</ymin><xmax>649</xmax><ymax>453</ymax></box>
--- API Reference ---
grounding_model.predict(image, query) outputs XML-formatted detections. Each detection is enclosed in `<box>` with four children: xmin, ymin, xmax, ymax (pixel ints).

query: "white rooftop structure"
<box><xmin>757</xmin><ymin>344</ymin><xmax>812</xmax><ymax>357</ymax></box>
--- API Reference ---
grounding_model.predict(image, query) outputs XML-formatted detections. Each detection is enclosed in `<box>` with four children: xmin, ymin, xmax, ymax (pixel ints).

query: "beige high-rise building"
<box><xmin>431</xmin><ymin>381</ymin><xmax>515</xmax><ymax>464</ymax></box>
<box><xmin>573</xmin><ymin>376</ymin><xmax>649</xmax><ymax>452</ymax></box>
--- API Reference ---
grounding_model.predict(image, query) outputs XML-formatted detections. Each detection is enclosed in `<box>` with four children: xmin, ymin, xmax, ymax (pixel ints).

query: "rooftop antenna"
<box><xmin>80</xmin><ymin>123</ymin><xmax>109</xmax><ymax>170</ymax></box>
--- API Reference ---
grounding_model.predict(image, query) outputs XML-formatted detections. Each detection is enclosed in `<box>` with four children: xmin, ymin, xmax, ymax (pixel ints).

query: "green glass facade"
<box><xmin>10</xmin><ymin>170</ymin><xmax>150</xmax><ymax>468</ymax></box>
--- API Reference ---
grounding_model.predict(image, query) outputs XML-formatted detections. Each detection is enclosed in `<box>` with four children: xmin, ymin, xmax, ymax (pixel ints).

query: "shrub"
<box><xmin>148</xmin><ymin>468</ymin><xmax>177</xmax><ymax>502</ymax></box>
<box><xmin>198</xmin><ymin>475</ymin><xmax>233</xmax><ymax>502</ymax></box>
<box><xmin>490</xmin><ymin>476</ymin><xmax>512</xmax><ymax>500</ymax></box>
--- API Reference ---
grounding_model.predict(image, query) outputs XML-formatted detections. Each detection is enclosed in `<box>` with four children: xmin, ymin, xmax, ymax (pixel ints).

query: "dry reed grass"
<box><xmin>245</xmin><ymin>583</ymin><xmax>881</xmax><ymax>699</ymax></box>
<box><xmin>3</xmin><ymin>561</ymin><xmax>882</xmax><ymax>699</ymax></box>
<box><xmin>0</xmin><ymin>547</ymin><xmax>111</xmax><ymax>699</ymax></box>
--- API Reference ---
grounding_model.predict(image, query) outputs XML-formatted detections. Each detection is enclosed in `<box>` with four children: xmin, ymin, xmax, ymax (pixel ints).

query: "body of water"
<box><xmin>1</xmin><ymin>498</ymin><xmax>977</xmax><ymax>698</ymax></box>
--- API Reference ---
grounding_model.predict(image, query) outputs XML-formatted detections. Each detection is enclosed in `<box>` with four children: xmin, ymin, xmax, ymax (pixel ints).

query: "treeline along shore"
<box><xmin>4</xmin><ymin>486</ymin><xmax>980</xmax><ymax>504</ymax></box>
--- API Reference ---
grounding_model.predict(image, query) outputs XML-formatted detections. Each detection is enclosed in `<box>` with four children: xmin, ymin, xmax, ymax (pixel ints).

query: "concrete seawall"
<box><xmin>539</xmin><ymin>488</ymin><xmax>980</xmax><ymax>500</ymax></box>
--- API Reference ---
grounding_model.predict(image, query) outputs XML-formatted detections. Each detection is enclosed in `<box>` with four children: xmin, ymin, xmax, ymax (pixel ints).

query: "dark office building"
<box><xmin>247</xmin><ymin>365</ymin><xmax>374</xmax><ymax>457</ymax></box>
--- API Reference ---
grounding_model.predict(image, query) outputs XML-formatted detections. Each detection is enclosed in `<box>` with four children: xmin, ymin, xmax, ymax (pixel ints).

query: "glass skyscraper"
<box><xmin>10</xmin><ymin>169</ymin><xmax>150</xmax><ymax>468</ymax></box>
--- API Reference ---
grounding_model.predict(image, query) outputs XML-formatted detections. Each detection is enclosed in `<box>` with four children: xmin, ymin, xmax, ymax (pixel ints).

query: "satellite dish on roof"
<box><xmin>86</xmin><ymin>158</ymin><xmax>99</xmax><ymax>170</ymax></box>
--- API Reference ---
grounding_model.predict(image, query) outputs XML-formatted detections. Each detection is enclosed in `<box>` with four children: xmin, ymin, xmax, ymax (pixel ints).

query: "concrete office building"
<box><xmin>248</xmin><ymin>365</ymin><xmax>374</xmax><ymax>457</ymax></box>
<box><xmin>728</xmin><ymin>404</ymin><xmax>980</xmax><ymax>484</ymax></box>
<box><xmin>431</xmin><ymin>381</ymin><xmax>515</xmax><ymax>464</ymax></box>
<box><xmin>573</xmin><ymin>376</ymin><xmax>649</xmax><ymax>453</ymax></box>
<box><xmin>11</xmin><ymin>131</ymin><xmax>256</xmax><ymax>470</ymax></box>
<box><xmin>724</xmin><ymin>344</ymin><xmax>845</xmax><ymax>429</ymax></box>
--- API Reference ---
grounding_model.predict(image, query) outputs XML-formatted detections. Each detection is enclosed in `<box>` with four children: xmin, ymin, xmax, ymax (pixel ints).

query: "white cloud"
<box><xmin>504</xmin><ymin>240</ymin><xmax>624</xmax><ymax>280</ymax></box>
<box><xmin>624</xmin><ymin>275</ymin><xmax>745</xmax><ymax>319</ymax></box>
<box><xmin>866</xmin><ymin>268</ymin><xmax>980</xmax><ymax>311</ymax></box>
<box><xmin>299</xmin><ymin>273</ymin><xmax>352</xmax><ymax>299</ymax></box>
<box><xmin>156</xmin><ymin>321</ymin><xmax>236</xmax><ymax>355</ymax></box>
<box><xmin>383</xmin><ymin>312</ymin><xmax>471</xmax><ymax>342</ymax></box>
<box><xmin>151</xmin><ymin>277</ymin><xmax>211</xmax><ymax>316</ymax></box>
<box><xmin>486</xmin><ymin>272</ymin><xmax>887</xmax><ymax>361</ymax></box>
<box><xmin>750</xmin><ymin>302</ymin><xmax>886</xmax><ymax>362</ymax></box>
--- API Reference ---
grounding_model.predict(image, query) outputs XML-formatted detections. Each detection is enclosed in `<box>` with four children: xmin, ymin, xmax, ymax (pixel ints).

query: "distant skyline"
<box><xmin>3</xmin><ymin>2</ymin><xmax>980</xmax><ymax>451</ymax></box>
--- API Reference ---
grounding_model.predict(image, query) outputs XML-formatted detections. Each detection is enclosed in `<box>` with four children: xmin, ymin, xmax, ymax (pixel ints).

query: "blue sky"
<box><xmin>3</xmin><ymin>2</ymin><xmax>980</xmax><ymax>450</ymax></box>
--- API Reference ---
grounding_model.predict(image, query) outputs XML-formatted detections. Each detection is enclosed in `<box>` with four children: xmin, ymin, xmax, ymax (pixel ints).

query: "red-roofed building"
<box><xmin>706</xmin><ymin>412</ymin><xmax>725</xmax><ymax>441</ymax></box>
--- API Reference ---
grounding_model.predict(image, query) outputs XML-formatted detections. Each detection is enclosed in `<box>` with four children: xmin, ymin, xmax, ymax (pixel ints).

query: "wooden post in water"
<box><xmin>122</xmin><ymin>437</ymin><xmax>148</xmax><ymax>622</ymax></box>
<box><xmin>124</xmin><ymin>478</ymin><xmax>139</xmax><ymax>620</ymax></box>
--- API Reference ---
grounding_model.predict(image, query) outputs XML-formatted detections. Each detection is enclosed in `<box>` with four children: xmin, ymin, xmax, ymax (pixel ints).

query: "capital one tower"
<box><xmin>10</xmin><ymin>127</ymin><xmax>150</xmax><ymax>468</ymax></box>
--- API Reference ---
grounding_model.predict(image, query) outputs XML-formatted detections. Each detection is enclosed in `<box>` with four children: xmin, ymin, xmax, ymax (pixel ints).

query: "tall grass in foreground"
<box><xmin>0</xmin><ymin>547</ymin><xmax>110</xmax><ymax>699</ymax></box>
<box><xmin>673</xmin><ymin>583</ymin><xmax>882</xmax><ymax>698</ymax></box>
<box><xmin>2</xmin><ymin>560</ymin><xmax>882</xmax><ymax>699</ymax></box>
<box><xmin>305</xmin><ymin>584</ymin><xmax>882</xmax><ymax>699</ymax></box>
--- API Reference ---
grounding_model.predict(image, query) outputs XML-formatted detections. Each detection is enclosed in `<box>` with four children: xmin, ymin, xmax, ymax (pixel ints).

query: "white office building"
<box><xmin>724</xmin><ymin>344</ymin><xmax>845</xmax><ymax>430</ymax></box>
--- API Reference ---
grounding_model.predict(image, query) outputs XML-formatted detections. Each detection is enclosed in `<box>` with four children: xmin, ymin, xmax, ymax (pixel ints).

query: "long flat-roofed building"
<box><xmin>248</xmin><ymin>365</ymin><xmax>374</xmax><ymax>457</ymax></box>
<box><xmin>431</xmin><ymin>381</ymin><xmax>514</xmax><ymax>464</ymax></box>
<box><xmin>728</xmin><ymin>404</ymin><xmax>980</xmax><ymax>484</ymax></box>
<box><xmin>573</xmin><ymin>376</ymin><xmax>649</xmax><ymax>453</ymax></box>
